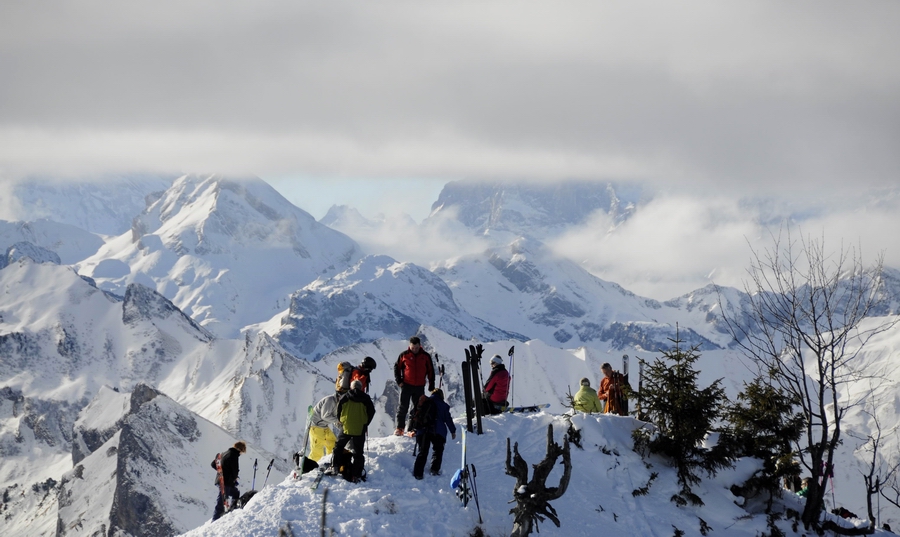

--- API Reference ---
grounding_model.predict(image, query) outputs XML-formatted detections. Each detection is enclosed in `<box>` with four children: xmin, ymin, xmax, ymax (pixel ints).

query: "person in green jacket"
<box><xmin>574</xmin><ymin>378</ymin><xmax>604</xmax><ymax>413</ymax></box>
<box><xmin>330</xmin><ymin>380</ymin><xmax>376</xmax><ymax>482</ymax></box>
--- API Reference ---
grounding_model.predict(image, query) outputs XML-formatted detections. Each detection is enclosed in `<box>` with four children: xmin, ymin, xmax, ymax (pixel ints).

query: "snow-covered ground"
<box><xmin>182</xmin><ymin>412</ymin><xmax>886</xmax><ymax>537</ymax></box>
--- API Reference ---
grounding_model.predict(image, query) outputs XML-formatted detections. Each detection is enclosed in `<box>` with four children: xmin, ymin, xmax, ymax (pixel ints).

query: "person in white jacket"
<box><xmin>309</xmin><ymin>392</ymin><xmax>341</xmax><ymax>462</ymax></box>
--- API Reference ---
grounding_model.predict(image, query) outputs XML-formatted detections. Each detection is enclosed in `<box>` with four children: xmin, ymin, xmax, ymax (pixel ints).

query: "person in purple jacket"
<box><xmin>412</xmin><ymin>389</ymin><xmax>456</xmax><ymax>479</ymax></box>
<box><xmin>483</xmin><ymin>355</ymin><xmax>510</xmax><ymax>414</ymax></box>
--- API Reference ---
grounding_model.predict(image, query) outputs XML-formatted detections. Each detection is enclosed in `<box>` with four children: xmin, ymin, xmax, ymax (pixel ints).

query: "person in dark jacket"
<box><xmin>211</xmin><ymin>441</ymin><xmax>246</xmax><ymax>520</ymax></box>
<box><xmin>393</xmin><ymin>336</ymin><xmax>435</xmax><ymax>435</ymax></box>
<box><xmin>330</xmin><ymin>380</ymin><xmax>376</xmax><ymax>482</ymax></box>
<box><xmin>412</xmin><ymin>389</ymin><xmax>457</xmax><ymax>479</ymax></box>
<box><xmin>483</xmin><ymin>355</ymin><xmax>510</xmax><ymax>415</ymax></box>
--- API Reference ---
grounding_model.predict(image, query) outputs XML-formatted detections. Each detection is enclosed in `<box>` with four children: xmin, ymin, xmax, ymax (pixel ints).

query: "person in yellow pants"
<box><xmin>309</xmin><ymin>392</ymin><xmax>341</xmax><ymax>462</ymax></box>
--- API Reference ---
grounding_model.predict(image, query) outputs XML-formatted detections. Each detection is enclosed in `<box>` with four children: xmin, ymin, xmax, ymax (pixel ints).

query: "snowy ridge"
<box><xmin>78</xmin><ymin>174</ymin><xmax>361</xmax><ymax>337</ymax></box>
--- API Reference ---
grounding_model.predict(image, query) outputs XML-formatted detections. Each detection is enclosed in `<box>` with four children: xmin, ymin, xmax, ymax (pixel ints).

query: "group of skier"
<box><xmin>211</xmin><ymin>336</ymin><xmax>629</xmax><ymax>521</ymax></box>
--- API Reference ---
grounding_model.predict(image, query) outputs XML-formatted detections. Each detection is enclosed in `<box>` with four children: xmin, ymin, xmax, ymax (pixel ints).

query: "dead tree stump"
<box><xmin>505</xmin><ymin>424</ymin><xmax>572</xmax><ymax>537</ymax></box>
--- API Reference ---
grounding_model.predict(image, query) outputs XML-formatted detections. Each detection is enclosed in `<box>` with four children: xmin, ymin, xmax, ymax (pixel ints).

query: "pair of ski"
<box><xmin>452</xmin><ymin>430</ymin><xmax>482</xmax><ymax>523</ymax></box>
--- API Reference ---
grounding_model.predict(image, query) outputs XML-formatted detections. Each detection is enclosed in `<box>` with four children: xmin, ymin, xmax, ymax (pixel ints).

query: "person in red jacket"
<box><xmin>483</xmin><ymin>355</ymin><xmax>510</xmax><ymax>414</ymax></box>
<box><xmin>393</xmin><ymin>336</ymin><xmax>435</xmax><ymax>435</ymax></box>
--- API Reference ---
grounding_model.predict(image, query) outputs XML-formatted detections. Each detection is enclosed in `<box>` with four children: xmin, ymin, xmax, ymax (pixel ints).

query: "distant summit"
<box><xmin>428</xmin><ymin>180</ymin><xmax>647</xmax><ymax>240</ymax></box>
<box><xmin>79</xmin><ymin>174</ymin><xmax>362</xmax><ymax>337</ymax></box>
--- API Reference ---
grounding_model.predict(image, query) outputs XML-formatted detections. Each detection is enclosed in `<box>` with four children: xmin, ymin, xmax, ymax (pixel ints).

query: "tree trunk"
<box><xmin>505</xmin><ymin>424</ymin><xmax>572</xmax><ymax>537</ymax></box>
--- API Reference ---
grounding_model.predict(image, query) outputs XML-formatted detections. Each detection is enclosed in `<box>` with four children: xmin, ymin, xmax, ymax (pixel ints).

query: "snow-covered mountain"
<box><xmin>77</xmin><ymin>174</ymin><xmax>362</xmax><ymax>337</ymax></box>
<box><xmin>3</xmin><ymin>175</ymin><xmax>900</xmax><ymax>536</ymax></box>
<box><xmin>55</xmin><ymin>383</ymin><xmax>282</xmax><ymax>537</ymax></box>
<box><xmin>9</xmin><ymin>174</ymin><xmax>176</xmax><ymax>236</ymax></box>
<box><xmin>427</xmin><ymin>180</ymin><xmax>647</xmax><ymax>241</ymax></box>
<box><xmin>259</xmin><ymin>254</ymin><xmax>524</xmax><ymax>361</ymax></box>
<box><xmin>434</xmin><ymin>237</ymin><xmax>727</xmax><ymax>350</ymax></box>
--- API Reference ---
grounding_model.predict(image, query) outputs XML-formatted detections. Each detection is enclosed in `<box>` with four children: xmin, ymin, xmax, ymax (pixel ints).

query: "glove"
<box><xmin>451</xmin><ymin>432</ymin><xmax>456</xmax><ymax>440</ymax></box>
<box><xmin>428</xmin><ymin>384</ymin><xmax>434</xmax><ymax>392</ymax></box>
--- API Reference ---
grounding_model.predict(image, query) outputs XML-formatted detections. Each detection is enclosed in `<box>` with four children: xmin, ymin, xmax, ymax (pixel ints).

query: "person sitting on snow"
<box><xmin>483</xmin><ymin>355</ymin><xmax>510</xmax><ymax>415</ymax></box>
<box><xmin>573</xmin><ymin>378</ymin><xmax>604</xmax><ymax>413</ymax></box>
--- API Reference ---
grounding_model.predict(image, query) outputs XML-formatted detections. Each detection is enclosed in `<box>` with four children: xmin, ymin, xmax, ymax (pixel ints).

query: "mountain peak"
<box><xmin>428</xmin><ymin>180</ymin><xmax>647</xmax><ymax>240</ymax></box>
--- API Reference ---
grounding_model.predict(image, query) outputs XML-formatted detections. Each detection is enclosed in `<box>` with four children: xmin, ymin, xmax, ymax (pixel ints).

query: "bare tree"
<box><xmin>505</xmin><ymin>424</ymin><xmax>572</xmax><ymax>537</ymax></box>
<box><xmin>719</xmin><ymin>228</ymin><xmax>898</xmax><ymax>532</ymax></box>
<box><xmin>845</xmin><ymin>404</ymin><xmax>900</xmax><ymax>534</ymax></box>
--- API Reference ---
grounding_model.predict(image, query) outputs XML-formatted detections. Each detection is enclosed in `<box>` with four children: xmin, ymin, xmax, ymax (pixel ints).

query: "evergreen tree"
<box><xmin>722</xmin><ymin>375</ymin><xmax>805</xmax><ymax>511</ymax></box>
<box><xmin>633</xmin><ymin>331</ymin><xmax>732</xmax><ymax>506</ymax></box>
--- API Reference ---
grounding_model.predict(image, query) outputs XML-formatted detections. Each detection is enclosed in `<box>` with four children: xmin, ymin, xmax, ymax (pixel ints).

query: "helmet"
<box><xmin>361</xmin><ymin>356</ymin><xmax>377</xmax><ymax>370</ymax></box>
<box><xmin>490</xmin><ymin>355</ymin><xmax>503</xmax><ymax>366</ymax></box>
<box><xmin>580</xmin><ymin>377</ymin><xmax>590</xmax><ymax>387</ymax></box>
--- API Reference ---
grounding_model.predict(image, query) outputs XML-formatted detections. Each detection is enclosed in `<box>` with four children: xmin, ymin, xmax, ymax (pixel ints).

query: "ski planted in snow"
<box><xmin>461</xmin><ymin>359</ymin><xmax>474</xmax><ymax>433</ymax></box>
<box><xmin>468</xmin><ymin>344</ymin><xmax>485</xmax><ymax>435</ymax></box>
<box><xmin>470</xmin><ymin>463</ymin><xmax>483</xmax><ymax>524</ymax></box>
<box><xmin>452</xmin><ymin>429</ymin><xmax>471</xmax><ymax>506</ymax></box>
<box><xmin>622</xmin><ymin>354</ymin><xmax>630</xmax><ymax>415</ymax></box>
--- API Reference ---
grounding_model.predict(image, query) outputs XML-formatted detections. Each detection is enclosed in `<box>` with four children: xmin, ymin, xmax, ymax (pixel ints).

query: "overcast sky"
<box><xmin>2</xmin><ymin>1</ymin><xmax>898</xmax><ymax>297</ymax></box>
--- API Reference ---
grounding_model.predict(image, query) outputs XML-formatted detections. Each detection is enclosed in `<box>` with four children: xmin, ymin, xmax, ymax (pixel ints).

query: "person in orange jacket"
<box><xmin>393</xmin><ymin>336</ymin><xmax>435</xmax><ymax>435</ymax></box>
<box><xmin>597</xmin><ymin>362</ymin><xmax>627</xmax><ymax>415</ymax></box>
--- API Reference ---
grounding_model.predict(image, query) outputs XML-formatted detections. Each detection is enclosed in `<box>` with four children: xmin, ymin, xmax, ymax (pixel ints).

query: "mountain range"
<box><xmin>1</xmin><ymin>174</ymin><xmax>898</xmax><ymax>536</ymax></box>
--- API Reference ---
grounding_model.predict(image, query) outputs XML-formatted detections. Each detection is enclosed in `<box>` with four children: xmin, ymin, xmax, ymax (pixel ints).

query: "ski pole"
<box><xmin>438</xmin><ymin>364</ymin><xmax>445</xmax><ymax>390</ymax></box>
<box><xmin>508</xmin><ymin>346</ymin><xmax>515</xmax><ymax>409</ymax></box>
<box><xmin>251</xmin><ymin>458</ymin><xmax>258</xmax><ymax>490</ymax></box>
<box><xmin>263</xmin><ymin>458</ymin><xmax>275</xmax><ymax>487</ymax></box>
<box><xmin>470</xmin><ymin>463</ymin><xmax>483</xmax><ymax>524</ymax></box>
<box><xmin>364</xmin><ymin>428</ymin><xmax>370</xmax><ymax>478</ymax></box>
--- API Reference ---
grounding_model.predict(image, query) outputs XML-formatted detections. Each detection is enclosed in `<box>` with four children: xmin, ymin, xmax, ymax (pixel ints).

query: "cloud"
<box><xmin>325</xmin><ymin>205</ymin><xmax>492</xmax><ymax>267</ymax></box>
<box><xmin>550</xmin><ymin>190</ymin><xmax>900</xmax><ymax>300</ymax></box>
<box><xmin>1</xmin><ymin>1</ymin><xmax>899</xmax><ymax>193</ymax></box>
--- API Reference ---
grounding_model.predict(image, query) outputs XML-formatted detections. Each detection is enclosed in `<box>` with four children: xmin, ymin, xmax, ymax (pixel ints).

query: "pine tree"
<box><xmin>633</xmin><ymin>331</ymin><xmax>731</xmax><ymax>506</ymax></box>
<box><xmin>722</xmin><ymin>375</ymin><xmax>805</xmax><ymax>511</ymax></box>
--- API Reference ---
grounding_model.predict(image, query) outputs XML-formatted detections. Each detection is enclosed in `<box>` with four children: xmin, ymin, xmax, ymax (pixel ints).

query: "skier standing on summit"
<box><xmin>393</xmin><ymin>336</ymin><xmax>435</xmax><ymax>436</ymax></box>
<box><xmin>482</xmin><ymin>355</ymin><xmax>510</xmax><ymax>414</ymax></box>
<box><xmin>332</xmin><ymin>380</ymin><xmax>376</xmax><ymax>482</ymax></box>
<box><xmin>211</xmin><ymin>441</ymin><xmax>246</xmax><ymax>521</ymax></box>
<box><xmin>412</xmin><ymin>388</ymin><xmax>456</xmax><ymax>479</ymax></box>
<box><xmin>597</xmin><ymin>362</ymin><xmax>627</xmax><ymax>415</ymax></box>
<box><xmin>309</xmin><ymin>392</ymin><xmax>341</xmax><ymax>462</ymax></box>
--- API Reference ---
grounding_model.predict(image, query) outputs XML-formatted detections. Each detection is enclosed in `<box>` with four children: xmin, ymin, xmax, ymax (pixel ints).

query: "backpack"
<box><xmin>336</xmin><ymin>362</ymin><xmax>355</xmax><ymax>393</ymax></box>
<box><xmin>409</xmin><ymin>395</ymin><xmax>436</xmax><ymax>432</ymax></box>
